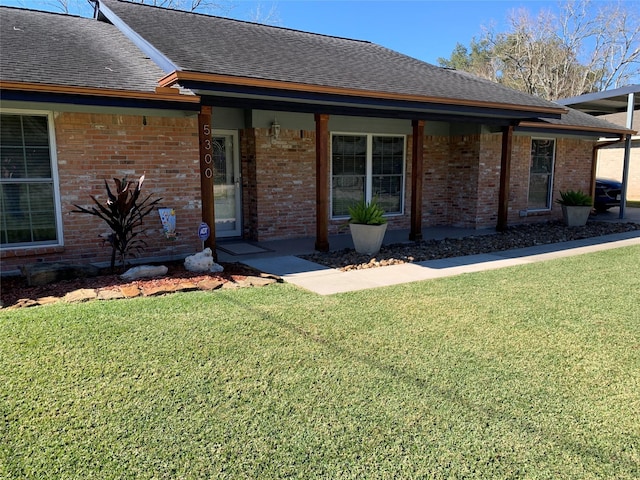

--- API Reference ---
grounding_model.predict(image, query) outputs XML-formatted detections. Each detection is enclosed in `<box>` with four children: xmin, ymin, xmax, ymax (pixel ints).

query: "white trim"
<box><xmin>527</xmin><ymin>137</ymin><xmax>556</xmax><ymax>212</ymax></box>
<box><xmin>0</xmin><ymin>108</ymin><xmax>63</xmax><ymax>250</ymax></box>
<box><xmin>330</xmin><ymin>131</ymin><xmax>406</xmax><ymax>220</ymax></box>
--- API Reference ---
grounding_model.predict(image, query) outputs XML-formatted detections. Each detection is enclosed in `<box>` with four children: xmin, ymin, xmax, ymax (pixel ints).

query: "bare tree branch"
<box><xmin>439</xmin><ymin>0</ymin><xmax>640</xmax><ymax>100</ymax></box>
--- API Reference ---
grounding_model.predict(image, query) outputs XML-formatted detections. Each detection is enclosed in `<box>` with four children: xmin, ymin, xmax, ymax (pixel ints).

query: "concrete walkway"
<box><xmin>241</xmin><ymin>230</ymin><xmax>640</xmax><ymax>295</ymax></box>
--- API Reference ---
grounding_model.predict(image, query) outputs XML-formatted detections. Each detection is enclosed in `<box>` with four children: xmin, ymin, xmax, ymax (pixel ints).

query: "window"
<box><xmin>528</xmin><ymin>138</ymin><xmax>555</xmax><ymax>210</ymax></box>
<box><xmin>331</xmin><ymin>134</ymin><xmax>405</xmax><ymax>217</ymax></box>
<box><xmin>1</xmin><ymin>113</ymin><xmax>60</xmax><ymax>247</ymax></box>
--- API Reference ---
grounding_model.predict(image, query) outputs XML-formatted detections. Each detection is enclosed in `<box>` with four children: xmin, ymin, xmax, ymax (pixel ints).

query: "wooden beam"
<box><xmin>198</xmin><ymin>105</ymin><xmax>217</xmax><ymax>259</ymax></box>
<box><xmin>410</xmin><ymin>120</ymin><xmax>425</xmax><ymax>241</ymax></box>
<box><xmin>315</xmin><ymin>113</ymin><xmax>330</xmax><ymax>252</ymax></box>
<box><xmin>497</xmin><ymin>124</ymin><xmax>514</xmax><ymax>232</ymax></box>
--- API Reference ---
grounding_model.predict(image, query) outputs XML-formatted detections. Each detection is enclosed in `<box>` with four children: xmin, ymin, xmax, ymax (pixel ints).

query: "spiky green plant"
<box><xmin>348</xmin><ymin>198</ymin><xmax>387</xmax><ymax>225</ymax></box>
<box><xmin>557</xmin><ymin>189</ymin><xmax>593</xmax><ymax>206</ymax></box>
<box><xmin>72</xmin><ymin>175</ymin><xmax>161</xmax><ymax>271</ymax></box>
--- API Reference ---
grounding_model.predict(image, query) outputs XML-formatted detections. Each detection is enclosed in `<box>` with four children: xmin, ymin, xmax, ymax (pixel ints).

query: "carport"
<box><xmin>558</xmin><ymin>85</ymin><xmax>640</xmax><ymax>219</ymax></box>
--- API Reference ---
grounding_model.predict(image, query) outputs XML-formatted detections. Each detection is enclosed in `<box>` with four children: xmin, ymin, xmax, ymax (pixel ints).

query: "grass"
<box><xmin>1</xmin><ymin>246</ymin><xmax>639</xmax><ymax>479</ymax></box>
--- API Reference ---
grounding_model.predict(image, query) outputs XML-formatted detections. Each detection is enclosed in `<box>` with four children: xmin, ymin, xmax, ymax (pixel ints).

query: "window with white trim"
<box><xmin>1</xmin><ymin>113</ymin><xmax>60</xmax><ymax>247</ymax></box>
<box><xmin>528</xmin><ymin>138</ymin><xmax>555</xmax><ymax>210</ymax></box>
<box><xmin>331</xmin><ymin>134</ymin><xmax>405</xmax><ymax>217</ymax></box>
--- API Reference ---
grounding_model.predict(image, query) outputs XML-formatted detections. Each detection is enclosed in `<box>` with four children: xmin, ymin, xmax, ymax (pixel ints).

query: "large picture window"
<box><xmin>528</xmin><ymin>138</ymin><xmax>555</xmax><ymax>210</ymax></box>
<box><xmin>1</xmin><ymin>113</ymin><xmax>59</xmax><ymax>247</ymax></box>
<box><xmin>331</xmin><ymin>134</ymin><xmax>405</xmax><ymax>217</ymax></box>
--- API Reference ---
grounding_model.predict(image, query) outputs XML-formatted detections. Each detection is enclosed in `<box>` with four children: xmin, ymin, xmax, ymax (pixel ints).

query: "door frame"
<box><xmin>213</xmin><ymin>129</ymin><xmax>242</xmax><ymax>238</ymax></box>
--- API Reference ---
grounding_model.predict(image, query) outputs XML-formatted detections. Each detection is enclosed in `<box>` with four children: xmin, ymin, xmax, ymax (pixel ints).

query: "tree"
<box><xmin>438</xmin><ymin>39</ymin><xmax>498</xmax><ymax>83</ymax></box>
<box><xmin>438</xmin><ymin>0</ymin><xmax>640</xmax><ymax>100</ymax></box>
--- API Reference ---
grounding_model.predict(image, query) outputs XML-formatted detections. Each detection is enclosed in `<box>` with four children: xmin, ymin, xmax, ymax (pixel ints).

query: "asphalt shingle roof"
<box><xmin>0</xmin><ymin>6</ymin><xmax>165</xmax><ymax>93</ymax></box>
<box><xmin>99</xmin><ymin>0</ymin><xmax>561</xmax><ymax>112</ymax></box>
<box><xmin>523</xmin><ymin>105</ymin><xmax>637</xmax><ymax>135</ymax></box>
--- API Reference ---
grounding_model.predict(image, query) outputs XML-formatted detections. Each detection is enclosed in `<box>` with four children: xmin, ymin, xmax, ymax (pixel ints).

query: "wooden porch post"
<box><xmin>497</xmin><ymin>124</ymin><xmax>514</xmax><ymax>232</ymax></box>
<box><xmin>410</xmin><ymin>120</ymin><xmax>425</xmax><ymax>241</ymax></box>
<box><xmin>315</xmin><ymin>113</ymin><xmax>330</xmax><ymax>252</ymax></box>
<box><xmin>198</xmin><ymin>105</ymin><xmax>217</xmax><ymax>258</ymax></box>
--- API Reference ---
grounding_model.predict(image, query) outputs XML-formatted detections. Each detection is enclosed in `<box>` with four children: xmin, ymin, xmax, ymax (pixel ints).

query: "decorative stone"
<box><xmin>21</xmin><ymin>262</ymin><xmax>100</xmax><ymax>287</ymax></box>
<box><xmin>63</xmin><ymin>289</ymin><xmax>97</xmax><ymax>303</ymax></box>
<box><xmin>197</xmin><ymin>279</ymin><xmax>224</xmax><ymax>291</ymax></box>
<box><xmin>97</xmin><ymin>290</ymin><xmax>125</xmax><ymax>301</ymax></box>
<box><xmin>119</xmin><ymin>265</ymin><xmax>168</xmax><ymax>281</ymax></box>
<box><xmin>175</xmin><ymin>282</ymin><xmax>199</xmax><ymax>292</ymax></box>
<box><xmin>120</xmin><ymin>285</ymin><xmax>141</xmax><ymax>298</ymax></box>
<box><xmin>143</xmin><ymin>285</ymin><xmax>176</xmax><ymax>297</ymax></box>
<box><xmin>36</xmin><ymin>296</ymin><xmax>60</xmax><ymax>306</ymax></box>
<box><xmin>245</xmin><ymin>276</ymin><xmax>277</xmax><ymax>287</ymax></box>
<box><xmin>8</xmin><ymin>298</ymin><xmax>39</xmax><ymax>309</ymax></box>
<box><xmin>184</xmin><ymin>248</ymin><xmax>224</xmax><ymax>273</ymax></box>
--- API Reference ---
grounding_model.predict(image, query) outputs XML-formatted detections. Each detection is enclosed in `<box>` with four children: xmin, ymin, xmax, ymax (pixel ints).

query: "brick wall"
<box><xmin>509</xmin><ymin>135</ymin><xmax>594</xmax><ymax>225</ymax></box>
<box><xmin>246</xmin><ymin>128</ymin><xmax>318</xmax><ymax>240</ymax></box>
<box><xmin>422</xmin><ymin>135</ymin><xmax>453</xmax><ymax>226</ymax></box>
<box><xmin>240</xmin><ymin>128</ymin><xmax>258</xmax><ymax>239</ymax></box>
<box><xmin>2</xmin><ymin>112</ymin><xmax>202</xmax><ymax>272</ymax></box>
<box><xmin>240</xmin><ymin>128</ymin><xmax>597</xmax><ymax>242</ymax></box>
<box><xmin>4</xmin><ymin>118</ymin><xmax>599</xmax><ymax>271</ymax></box>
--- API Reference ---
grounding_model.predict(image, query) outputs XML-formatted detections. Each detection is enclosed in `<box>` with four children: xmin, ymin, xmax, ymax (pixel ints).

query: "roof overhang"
<box><xmin>159</xmin><ymin>70</ymin><xmax>567</xmax><ymax>121</ymax></box>
<box><xmin>557</xmin><ymin>85</ymin><xmax>640</xmax><ymax>116</ymax></box>
<box><xmin>0</xmin><ymin>81</ymin><xmax>201</xmax><ymax>111</ymax></box>
<box><xmin>517</xmin><ymin>120</ymin><xmax>631</xmax><ymax>139</ymax></box>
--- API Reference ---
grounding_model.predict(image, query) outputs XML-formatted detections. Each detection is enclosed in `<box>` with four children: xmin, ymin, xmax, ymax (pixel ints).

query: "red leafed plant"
<box><xmin>72</xmin><ymin>174</ymin><xmax>161</xmax><ymax>271</ymax></box>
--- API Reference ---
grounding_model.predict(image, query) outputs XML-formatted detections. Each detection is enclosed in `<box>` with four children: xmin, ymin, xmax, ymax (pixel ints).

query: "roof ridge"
<box><xmin>102</xmin><ymin>0</ymin><xmax>373</xmax><ymax>45</ymax></box>
<box><xmin>0</xmin><ymin>5</ymin><xmax>87</xmax><ymax>20</ymax></box>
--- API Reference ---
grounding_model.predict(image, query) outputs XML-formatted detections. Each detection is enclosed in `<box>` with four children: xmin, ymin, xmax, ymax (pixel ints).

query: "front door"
<box><xmin>212</xmin><ymin>130</ymin><xmax>241</xmax><ymax>237</ymax></box>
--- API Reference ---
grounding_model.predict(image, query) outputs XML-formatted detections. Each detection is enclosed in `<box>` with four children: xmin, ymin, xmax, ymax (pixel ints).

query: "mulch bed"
<box><xmin>0</xmin><ymin>261</ymin><xmax>267</xmax><ymax>309</ymax></box>
<box><xmin>301</xmin><ymin>220</ymin><xmax>640</xmax><ymax>271</ymax></box>
<box><xmin>3</xmin><ymin>220</ymin><xmax>639</xmax><ymax>308</ymax></box>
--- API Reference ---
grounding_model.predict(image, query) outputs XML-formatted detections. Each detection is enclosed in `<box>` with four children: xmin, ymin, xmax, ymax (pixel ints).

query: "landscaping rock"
<box><xmin>119</xmin><ymin>265</ymin><xmax>168</xmax><ymax>281</ymax></box>
<box><xmin>63</xmin><ymin>289</ymin><xmax>97</xmax><ymax>303</ymax></box>
<box><xmin>21</xmin><ymin>262</ymin><xmax>100</xmax><ymax>287</ymax></box>
<box><xmin>245</xmin><ymin>276</ymin><xmax>278</xmax><ymax>287</ymax></box>
<box><xmin>184</xmin><ymin>248</ymin><xmax>224</xmax><ymax>273</ymax></box>
<box><xmin>97</xmin><ymin>290</ymin><xmax>125</xmax><ymax>301</ymax></box>
<box><xmin>197</xmin><ymin>279</ymin><xmax>224</xmax><ymax>291</ymax></box>
<box><xmin>120</xmin><ymin>285</ymin><xmax>141</xmax><ymax>298</ymax></box>
<box><xmin>8</xmin><ymin>298</ymin><xmax>39</xmax><ymax>309</ymax></box>
<box><xmin>36</xmin><ymin>296</ymin><xmax>60</xmax><ymax>306</ymax></box>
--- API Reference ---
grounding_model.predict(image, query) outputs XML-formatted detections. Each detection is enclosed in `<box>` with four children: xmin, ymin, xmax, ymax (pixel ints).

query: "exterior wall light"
<box><xmin>270</xmin><ymin>118</ymin><xmax>281</xmax><ymax>140</ymax></box>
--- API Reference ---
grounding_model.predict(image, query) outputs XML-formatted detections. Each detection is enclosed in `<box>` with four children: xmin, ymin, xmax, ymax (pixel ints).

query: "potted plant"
<box><xmin>348</xmin><ymin>199</ymin><xmax>388</xmax><ymax>255</ymax></box>
<box><xmin>556</xmin><ymin>189</ymin><xmax>593</xmax><ymax>227</ymax></box>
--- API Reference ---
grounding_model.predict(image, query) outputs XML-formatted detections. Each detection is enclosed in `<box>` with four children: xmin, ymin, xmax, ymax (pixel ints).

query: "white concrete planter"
<box><xmin>349</xmin><ymin>223</ymin><xmax>388</xmax><ymax>255</ymax></box>
<box><xmin>561</xmin><ymin>205</ymin><xmax>591</xmax><ymax>227</ymax></box>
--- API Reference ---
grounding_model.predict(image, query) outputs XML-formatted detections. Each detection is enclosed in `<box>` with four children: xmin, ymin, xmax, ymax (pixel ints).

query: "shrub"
<box><xmin>72</xmin><ymin>175</ymin><xmax>161</xmax><ymax>271</ymax></box>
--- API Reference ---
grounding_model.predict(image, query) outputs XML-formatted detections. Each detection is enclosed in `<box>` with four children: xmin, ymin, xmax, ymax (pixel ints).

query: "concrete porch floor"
<box><xmin>217</xmin><ymin>206</ymin><xmax>640</xmax><ymax>263</ymax></box>
<box><xmin>215</xmin><ymin>207</ymin><xmax>640</xmax><ymax>295</ymax></box>
<box><xmin>216</xmin><ymin>225</ymin><xmax>495</xmax><ymax>263</ymax></box>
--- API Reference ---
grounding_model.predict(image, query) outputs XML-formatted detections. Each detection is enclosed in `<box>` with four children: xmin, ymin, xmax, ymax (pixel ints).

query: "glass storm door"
<box><xmin>212</xmin><ymin>131</ymin><xmax>241</xmax><ymax>237</ymax></box>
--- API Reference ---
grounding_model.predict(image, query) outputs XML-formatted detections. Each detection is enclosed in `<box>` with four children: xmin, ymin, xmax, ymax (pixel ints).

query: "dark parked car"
<box><xmin>594</xmin><ymin>178</ymin><xmax>622</xmax><ymax>212</ymax></box>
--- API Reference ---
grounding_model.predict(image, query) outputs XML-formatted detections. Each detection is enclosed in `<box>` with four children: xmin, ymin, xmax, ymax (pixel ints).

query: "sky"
<box><xmin>0</xmin><ymin>0</ymin><xmax>568</xmax><ymax>65</ymax></box>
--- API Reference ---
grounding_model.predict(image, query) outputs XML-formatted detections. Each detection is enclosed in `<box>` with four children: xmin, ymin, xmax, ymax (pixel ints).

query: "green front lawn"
<box><xmin>1</xmin><ymin>246</ymin><xmax>639</xmax><ymax>479</ymax></box>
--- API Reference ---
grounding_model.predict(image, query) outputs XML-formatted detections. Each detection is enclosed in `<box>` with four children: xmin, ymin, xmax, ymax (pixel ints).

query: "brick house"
<box><xmin>0</xmin><ymin>1</ymin><xmax>633</xmax><ymax>273</ymax></box>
